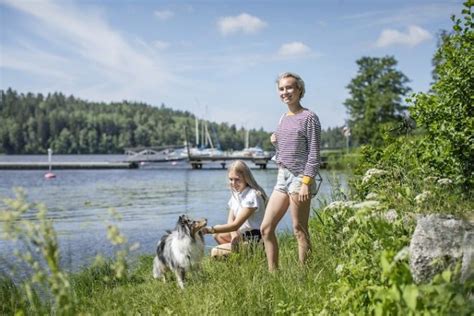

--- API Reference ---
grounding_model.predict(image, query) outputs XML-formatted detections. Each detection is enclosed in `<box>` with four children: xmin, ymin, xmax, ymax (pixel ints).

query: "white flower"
<box><xmin>373</xmin><ymin>240</ymin><xmax>381</xmax><ymax>250</ymax></box>
<box><xmin>365</xmin><ymin>192</ymin><xmax>379</xmax><ymax>200</ymax></box>
<box><xmin>335</xmin><ymin>264</ymin><xmax>344</xmax><ymax>275</ymax></box>
<box><xmin>353</xmin><ymin>200</ymin><xmax>380</xmax><ymax>209</ymax></box>
<box><xmin>342</xmin><ymin>226</ymin><xmax>350</xmax><ymax>234</ymax></box>
<box><xmin>362</xmin><ymin>168</ymin><xmax>387</xmax><ymax>184</ymax></box>
<box><xmin>415</xmin><ymin>191</ymin><xmax>432</xmax><ymax>204</ymax></box>
<box><xmin>424</xmin><ymin>176</ymin><xmax>438</xmax><ymax>183</ymax></box>
<box><xmin>394</xmin><ymin>247</ymin><xmax>409</xmax><ymax>262</ymax></box>
<box><xmin>437</xmin><ymin>178</ymin><xmax>453</xmax><ymax>185</ymax></box>
<box><xmin>324</xmin><ymin>200</ymin><xmax>355</xmax><ymax>210</ymax></box>
<box><xmin>384</xmin><ymin>209</ymin><xmax>398</xmax><ymax>222</ymax></box>
<box><xmin>347</xmin><ymin>216</ymin><xmax>357</xmax><ymax>225</ymax></box>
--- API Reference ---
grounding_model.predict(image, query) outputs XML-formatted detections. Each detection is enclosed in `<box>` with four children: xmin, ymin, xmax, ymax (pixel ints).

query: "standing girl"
<box><xmin>260</xmin><ymin>72</ymin><xmax>321</xmax><ymax>271</ymax></box>
<box><xmin>203</xmin><ymin>160</ymin><xmax>268</xmax><ymax>257</ymax></box>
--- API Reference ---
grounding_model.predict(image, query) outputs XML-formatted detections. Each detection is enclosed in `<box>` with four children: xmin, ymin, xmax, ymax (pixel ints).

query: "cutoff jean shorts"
<box><xmin>274</xmin><ymin>167</ymin><xmax>322</xmax><ymax>198</ymax></box>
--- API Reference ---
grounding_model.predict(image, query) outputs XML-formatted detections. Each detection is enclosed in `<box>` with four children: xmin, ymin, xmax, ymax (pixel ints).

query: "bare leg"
<box><xmin>260</xmin><ymin>190</ymin><xmax>290</xmax><ymax>271</ymax></box>
<box><xmin>211</xmin><ymin>243</ymin><xmax>232</xmax><ymax>257</ymax></box>
<box><xmin>214</xmin><ymin>232</ymin><xmax>231</xmax><ymax>244</ymax></box>
<box><xmin>289</xmin><ymin>194</ymin><xmax>312</xmax><ymax>265</ymax></box>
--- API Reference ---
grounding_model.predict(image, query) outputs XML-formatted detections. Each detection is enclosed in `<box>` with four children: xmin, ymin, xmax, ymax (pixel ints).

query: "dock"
<box><xmin>186</xmin><ymin>155</ymin><xmax>272</xmax><ymax>169</ymax></box>
<box><xmin>124</xmin><ymin>146</ymin><xmax>274</xmax><ymax>169</ymax></box>
<box><xmin>0</xmin><ymin>162</ymin><xmax>138</xmax><ymax>170</ymax></box>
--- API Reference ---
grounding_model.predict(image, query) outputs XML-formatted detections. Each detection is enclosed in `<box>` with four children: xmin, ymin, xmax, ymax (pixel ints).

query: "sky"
<box><xmin>0</xmin><ymin>0</ymin><xmax>464</xmax><ymax>132</ymax></box>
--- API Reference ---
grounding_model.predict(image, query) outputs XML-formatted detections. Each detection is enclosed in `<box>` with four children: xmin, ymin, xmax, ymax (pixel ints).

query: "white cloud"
<box><xmin>154</xmin><ymin>9</ymin><xmax>174</xmax><ymax>21</ymax></box>
<box><xmin>277</xmin><ymin>42</ymin><xmax>311</xmax><ymax>57</ymax></box>
<box><xmin>217</xmin><ymin>13</ymin><xmax>267</xmax><ymax>36</ymax></box>
<box><xmin>153</xmin><ymin>40</ymin><xmax>170</xmax><ymax>50</ymax></box>
<box><xmin>375</xmin><ymin>25</ymin><xmax>432</xmax><ymax>47</ymax></box>
<box><xmin>1</xmin><ymin>0</ymin><xmax>173</xmax><ymax>101</ymax></box>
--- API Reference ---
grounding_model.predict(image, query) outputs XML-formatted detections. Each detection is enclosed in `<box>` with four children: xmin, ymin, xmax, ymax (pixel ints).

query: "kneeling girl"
<box><xmin>203</xmin><ymin>160</ymin><xmax>268</xmax><ymax>257</ymax></box>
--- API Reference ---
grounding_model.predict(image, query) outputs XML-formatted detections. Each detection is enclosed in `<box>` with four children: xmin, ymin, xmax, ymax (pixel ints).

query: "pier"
<box><xmin>0</xmin><ymin>161</ymin><xmax>138</xmax><ymax>170</ymax></box>
<box><xmin>125</xmin><ymin>146</ymin><xmax>274</xmax><ymax>169</ymax></box>
<box><xmin>0</xmin><ymin>147</ymin><xmax>339</xmax><ymax>170</ymax></box>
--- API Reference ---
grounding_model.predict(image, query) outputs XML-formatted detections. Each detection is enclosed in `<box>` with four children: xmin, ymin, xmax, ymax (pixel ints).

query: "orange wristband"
<box><xmin>302</xmin><ymin>176</ymin><xmax>313</xmax><ymax>185</ymax></box>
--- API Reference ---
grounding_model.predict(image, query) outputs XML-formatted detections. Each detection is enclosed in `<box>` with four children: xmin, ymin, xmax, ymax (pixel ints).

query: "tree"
<box><xmin>431</xmin><ymin>29</ymin><xmax>450</xmax><ymax>83</ymax></box>
<box><xmin>410</xmin><ymin>1</ymin><xmax>473</xmax><ymax>189</ymax></box>
<box><xmin>344</xmin><ymin>56</ymin><xmax>411</xmax><ymax>146</ymax></box>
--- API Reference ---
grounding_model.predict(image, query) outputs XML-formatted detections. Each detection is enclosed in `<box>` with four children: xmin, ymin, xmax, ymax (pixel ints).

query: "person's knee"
<box><xmin>293</xmin><ymin>225</ymin><xmax>309</xmax><ymax>241</ymax></box>
<box><xmin>260</xmin><ymin>223</ymin><xmax>273</xmax><ymax>239</ymax></box>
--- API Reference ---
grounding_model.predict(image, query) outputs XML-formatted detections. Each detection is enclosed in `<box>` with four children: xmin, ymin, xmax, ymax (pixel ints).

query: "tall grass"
<box><xmin>1</xmin><ymin>176</ymin><xmax>472</xmax><ymax>314</ymax></box>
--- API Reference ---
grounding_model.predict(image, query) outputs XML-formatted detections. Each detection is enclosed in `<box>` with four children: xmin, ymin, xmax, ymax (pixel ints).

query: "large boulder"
<box><xmin>409</xmin><ymin>214</ymin><xmax>473</xmax><ymax>283</ymax></box>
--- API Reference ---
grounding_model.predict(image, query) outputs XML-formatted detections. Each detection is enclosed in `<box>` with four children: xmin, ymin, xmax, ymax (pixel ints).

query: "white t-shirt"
<box><xmin>227</xmin><ymin>187</ymin><xmax>265</xmax><ymax>233</ymax></box>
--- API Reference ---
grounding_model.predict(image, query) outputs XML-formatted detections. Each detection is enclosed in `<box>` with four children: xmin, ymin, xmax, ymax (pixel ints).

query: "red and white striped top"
<box><xmin>274</xmin><ymin>108</ymin><xmax>321</xmax><ymax>178</ymax></box>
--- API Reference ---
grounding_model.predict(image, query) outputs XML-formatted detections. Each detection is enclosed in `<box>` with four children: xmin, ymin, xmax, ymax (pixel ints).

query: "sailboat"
<box><xmin>233</xmin><ymin>129</ymin><xmax>265</xmax><ymax>157</ymax></box>
<box><xmin>183</xmin><ymin>117</ymin><xmax>224</xmax><ymax>157</ymax></box>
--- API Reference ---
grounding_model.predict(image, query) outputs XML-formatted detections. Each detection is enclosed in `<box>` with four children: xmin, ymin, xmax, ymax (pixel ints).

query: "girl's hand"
<box><xmin>270</xmin><ymin>133</ymin><xmax>277</xmax><ymax>145</ymax></box>
<box><xmin>299</xmin><ymin>184</ymin><xmax>310</xmax><ymax>202</ymax></box>
<box><xmin>201</xmin><ymin>226</ymin><xmax>214</xmax><ymax>234</ymax></box>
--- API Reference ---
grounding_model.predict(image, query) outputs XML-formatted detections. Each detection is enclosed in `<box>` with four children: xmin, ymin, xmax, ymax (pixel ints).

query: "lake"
<box><xmin>0</xmin><ymin>155</ymin><xmax>348</xmax><ymax>272</ymax></box>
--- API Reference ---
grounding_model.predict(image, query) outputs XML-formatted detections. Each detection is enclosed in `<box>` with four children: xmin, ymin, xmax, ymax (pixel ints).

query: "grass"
<box><xmin>1</xmin><ymin>177</ymin><xmax>472</xmax><ymax>314</ymax></box>
<box><xmin>68</xmin><ymin>232</ymin><xmax>335</xmax><ymax>315</ymax></box>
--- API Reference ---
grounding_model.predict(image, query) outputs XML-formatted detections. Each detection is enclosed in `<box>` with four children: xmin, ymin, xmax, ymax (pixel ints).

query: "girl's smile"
<box><xmin>278</xmin><ymin>77</ymin><xmax>301</xmax><ymax>106</ymax></box>
<box><xmin>228</xmin><ymin>171</ymin><xmax>247</xmax><ymax>192</ymax></box>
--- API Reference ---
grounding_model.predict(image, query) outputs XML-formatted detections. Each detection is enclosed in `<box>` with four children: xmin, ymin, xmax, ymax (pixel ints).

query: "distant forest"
<box><xmin>0</xmin><ymin>89</ymin><xmax>345</xmax><ymax>154</ymax></box>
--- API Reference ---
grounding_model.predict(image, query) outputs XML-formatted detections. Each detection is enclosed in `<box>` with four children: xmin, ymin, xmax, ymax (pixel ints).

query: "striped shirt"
<box><xmin>274</xmin><ymin>108</ymin><xmax>321</xmax><ymax>179</ymax></box>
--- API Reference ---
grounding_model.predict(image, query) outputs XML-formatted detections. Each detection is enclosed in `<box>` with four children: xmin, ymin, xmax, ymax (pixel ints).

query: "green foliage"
<box><xmin>0</xmin><ymin>88</ymin><xmax>346</xmax><ymax>154</ymax></box>
<box><xmin>321</xmin><ymin>125</ymin><xmax>347</xmax><ymax>149</ymax></box>
<box><xmin>344</xmin><ymin>56</ymin><xmax>412</xmax><ymax>147</ymax></box>
<box><xmin>0</xmin><ymin>188</ymin><xmax>75</xmax><ymax>314</ymax></box>
<box><xmin>0</xmin><ymin>190</ymin><xmax>138</xmax><ymax>315</ymax></box>
<box><xmin>0</xmin><ymin>90</ymin><xmax>275</xmax><ymax>154</ymax></box>
<box><xmin>409</xmin><ymin>1</ymin><xmax>474</xmax><ymax>190</ymax></box>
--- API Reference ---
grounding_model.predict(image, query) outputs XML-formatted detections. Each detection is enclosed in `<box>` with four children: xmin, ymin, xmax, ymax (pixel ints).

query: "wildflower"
<box><xmin>362</xmin><ymin>168</ymin><xmax>387</xmax><ymax>184</ymax></box>
<box><xmin>107</xmin><ymin>225</ymin><xmax>127</xmax><ymax>245</ymax></box>
<box><xmin>424</xmin><ymin>176</ymin><xmax>438</xmax><ymax>183</ymax></box>
<box><xmin>353</xmin><ymin>200</ymin><xmax>380</xmax><ymax>209</ymax></box>
<box><xmin>384</xmin><ymin>209</ymin><xmax>398</xmax><ymax>222</ymax></box>
<box><xmin>335</xmin><ymin>264</ymin><xmax>344</xmax><ymax>275</ymax></box>
<box><xmin>394</xmin><ymin>247</ymin><xmax>409</xmax><ymax>262</ymax></box>
<box><xmin>414</xmin><ymin>191</ymin><xmax>432</xmax><ymax>204</ymax></box>
<box><xmin>347</xmin><ymin>216</ymin><xmax>357</xmax><ymax>225</ymax></box>
<box><xmin>342</xmin><ymin>226</ymin><xmax>350</xmax><ymax>234</ymax></box>
<box><xmin>437</xmin><ymin>178</ymin><xmax>452</xmax><ymax>185</ymax></box>
<box><xmin>373</xmin><ymin>240</ymin><xmax>381</xmax><ymax>250</ymax></box>
<box><xmin>324</xmin><ymin>200</ymin><xmax>355</xmax><ymax>210</ymax></box>
<box><xmin>365</xmin><ymin>192</ymin><xmax>379</xmax><ymax>200</ymax></box>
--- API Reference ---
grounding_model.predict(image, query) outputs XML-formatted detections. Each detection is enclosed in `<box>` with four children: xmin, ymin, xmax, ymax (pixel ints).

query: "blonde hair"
<box><xmin>228</xmin><ymin>160</ymin><xmax>268</xmax><ymax>205</ymax></box>
<box><xmin>276</xmin><ymin>72</ymin><xmax>306</xmax><ymax>99</ymax></box>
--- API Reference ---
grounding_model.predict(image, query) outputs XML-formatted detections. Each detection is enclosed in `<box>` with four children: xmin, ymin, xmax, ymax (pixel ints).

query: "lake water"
<box><xmin>0</xmin><ymin>155</ymin><xmax>348</xmax><ymax>272</ymax></box>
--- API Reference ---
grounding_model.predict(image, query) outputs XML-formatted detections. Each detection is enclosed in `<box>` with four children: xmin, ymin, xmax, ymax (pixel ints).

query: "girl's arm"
<box><xmin>210</xmin><ymin>207</ymin><xmax>256</xmax><ymax>234</ymax></box>
<box><xmin>226</xmin><ymin>208</ymin><xmax>235</xmax><ymax>224</ymax></box>
<box><xmin>303</xmin><ymin>114</ymin><xmax>321</xmax><ymax>179</ymax></box>
<box><xmin>226</xmin><ymin>209</ymin><xmax>239</xmax><ymax>239</ymax></box>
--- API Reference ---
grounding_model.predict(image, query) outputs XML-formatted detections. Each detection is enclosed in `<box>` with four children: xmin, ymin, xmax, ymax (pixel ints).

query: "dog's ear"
<box><xmin>178</xmin><ymin>214</ymin><xmax>189</xmax><ymax>224</ymax></box>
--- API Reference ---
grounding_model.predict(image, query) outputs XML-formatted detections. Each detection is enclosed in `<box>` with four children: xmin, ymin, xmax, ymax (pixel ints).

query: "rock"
<box><xmin>409</xmin><ymin>214</ymin><xmax>472</xmax><ymax>283</ymax></box>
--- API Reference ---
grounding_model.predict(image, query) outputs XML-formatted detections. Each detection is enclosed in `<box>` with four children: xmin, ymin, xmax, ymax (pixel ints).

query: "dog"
<box><xmin>152</xmin><ymin>214</ymin><xmax>207</xmax><ymax>289</ymax></box>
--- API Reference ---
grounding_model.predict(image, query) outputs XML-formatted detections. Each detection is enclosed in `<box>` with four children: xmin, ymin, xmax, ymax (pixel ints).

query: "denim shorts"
<box><xmin>274</xmin><ymin>167</ymin><xmax>321</xmax><ymax>198</ymax></box>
